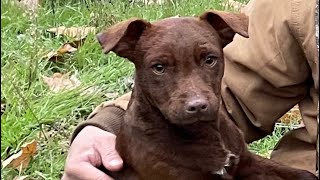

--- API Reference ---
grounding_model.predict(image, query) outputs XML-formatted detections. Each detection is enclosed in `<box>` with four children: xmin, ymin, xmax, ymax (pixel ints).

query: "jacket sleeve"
<box><xmin>70</xmin><ymin>92</ymin><xmax>132</xmax><ymax>143</ymax></box>
<box><xmin>70</xmin><ymin>106</ymin><xmax>125</xmax><ymax>143</ymax></box>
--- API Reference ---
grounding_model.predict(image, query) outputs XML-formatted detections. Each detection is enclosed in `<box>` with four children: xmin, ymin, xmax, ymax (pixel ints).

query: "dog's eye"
<box><xmin>204</xmin><ymin>55</ymin><xmax>218</xmax><ymax>67</ymax></box>
<box><xmin>151</xmin><ymin>64</ymin><xmax>165</xmax><ymax>74</ymax></box>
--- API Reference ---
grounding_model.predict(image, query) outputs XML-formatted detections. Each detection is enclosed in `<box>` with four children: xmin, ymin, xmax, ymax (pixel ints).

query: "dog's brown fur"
<box><xmin>97</xmin><ymin>10</ymin><xmax>317</xmax><ymax>180</ymax></box>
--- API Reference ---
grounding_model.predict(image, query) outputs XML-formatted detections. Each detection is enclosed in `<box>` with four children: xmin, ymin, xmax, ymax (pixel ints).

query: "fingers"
<box><xmin>102</xmin><ymin>155</ymin><xmax>123</xmax><ymax>172</ymax></box>
<box><xmin>99</xmin><ymin>132</ymin><xmax>124</xmax><ymax>171</ymax></box>
<box><xmin>63</xmin><ymin>126</ymin><xmax>123</xmax><ymax>179</ymax></box>
<box><xmin>62</xmin><ymin>162</ymin><xmax>114</xmax><ymax>180</ymax></box>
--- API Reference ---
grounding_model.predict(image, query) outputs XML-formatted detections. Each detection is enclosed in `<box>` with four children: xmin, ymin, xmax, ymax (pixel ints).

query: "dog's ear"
<box><xmin>200</xmin><ymin>10</ymin><xmax>249</xmax><ymax>47</ymax></box>
<box><xmin>96</xmin><ymin>18</ymin><xmax>151</xmax><ymax>59</ymax></box>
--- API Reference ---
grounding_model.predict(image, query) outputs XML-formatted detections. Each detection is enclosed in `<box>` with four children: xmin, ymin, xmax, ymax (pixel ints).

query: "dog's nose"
<box><xmin>185</xmin><ymin>98</ymin><xmax>208</xmax><ymax>114</ymax></box>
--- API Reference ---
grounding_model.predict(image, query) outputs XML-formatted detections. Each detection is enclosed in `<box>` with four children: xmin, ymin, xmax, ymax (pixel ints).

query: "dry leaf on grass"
<box><xmin>44</xmin><ymin>43</ymin><xmax>78</xmax><ymax>62</ymax></box>
<box><xmin>47</xmin><ymin>26</ymin><xmax>96</xmax><ymax>40</ymax></box>
<box><xmin>13</xmin><ymin>175</ymin><xmax>29</xmax><ymax>180</ymax></box>
<box><xmin>45</xmin><ymin>26</ymin><xmax>95</xmax><ymax>62</ymax></box>
<box><xmin>56</xmin><ymin>43</ymin><xmax>77</xmax><ymax>54</ymax></box>
<box><xmin>278</xmin><ymin>105</ymin><xmax>302</xmax><ymax>125</ymax></box>
<box><xmin>2</xmin><ymin>139</ymin><xmax>37</xmax><ymax>170</ymax></box>
<box><xmin>42</xmin><ymin>73</ymin><xmax>81</xmax><ymax>93</ymax></box>
<box><xmin>15</xmin><ymin>0</ymin><xmax>39</xmax><ymax>12</ymax></box>
<box><xmin>42</xmin><ymin>73</ymin><xmax>99</xmax><ymax>94</ymax></box>
<box><xmin>135</xmin><ymin>0</ymin><xmax>165</xmax><ymax>5</ymax></box>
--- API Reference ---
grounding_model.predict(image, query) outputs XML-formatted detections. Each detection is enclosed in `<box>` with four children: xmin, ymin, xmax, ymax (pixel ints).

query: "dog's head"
<box><xmin>97</xmin><ymin>10</ymin><xmax>248</xmax><ymax>125</ymax></box>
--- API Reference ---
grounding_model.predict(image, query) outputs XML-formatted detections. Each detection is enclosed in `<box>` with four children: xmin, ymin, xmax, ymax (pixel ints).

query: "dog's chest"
<box><xmin>121</xmin><ymin>140</ymin><xmax>222</xmax><ymax>180</ymax></box>
<box><xmin>116</xmin><ymin>122</ymin><xmax>230</xmax><ymax>180</ymax></box>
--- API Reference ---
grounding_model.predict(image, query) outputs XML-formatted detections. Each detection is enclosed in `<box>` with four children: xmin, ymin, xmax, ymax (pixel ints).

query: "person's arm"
<box><xmin>70</xmin><ymin>106</ymin><xmax>125</xmax><ymax>142</ymax></box>
<box><xmin>63</xmin><ymin>92</ymin><xmax>132</xmax><ymax>180</ymax></box>
<box><xmin>71</xmin><ymin>91</ymin><xmax>132</xmax><ymax>142</ymax></box>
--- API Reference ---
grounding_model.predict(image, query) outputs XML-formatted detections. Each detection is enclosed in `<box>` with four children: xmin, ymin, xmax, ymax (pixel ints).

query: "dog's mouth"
<box><xmin>165</xmin><ymin>110</ymin><xmax>218</xmax><ymax>125</ymax></box>
<box><xmin>170</xmin><ymin>117</ymin><xmax>216</xmax><ymax>125</ymax></box>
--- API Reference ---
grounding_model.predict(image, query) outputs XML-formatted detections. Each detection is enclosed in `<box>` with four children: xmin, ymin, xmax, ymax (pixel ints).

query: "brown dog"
<box><xmin>96</xmin><ymin>10</ymin><xmax>317</xmax><ymax>180</ymax></box>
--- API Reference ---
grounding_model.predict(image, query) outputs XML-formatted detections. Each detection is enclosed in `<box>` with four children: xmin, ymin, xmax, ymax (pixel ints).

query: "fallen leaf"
<box><xmin>45</xmin><ymin>26</ymin><xmax>94</xmax><ymax>62</ymax></box>
<box><xmin>42</xmin><ymin>73</ymin><xmax>99</xmax><ymax>95</ymax></box>
<box><xmin>47</xmin><ymin>26</ymin><xmax>95</xmax><ymax>40</ymax></box>
<box><xmin>13</xmin><ymin>175</ymin><xmax>29</xmax><ymax>180</ymax></box>
<box><xmin>68</xmin><ymin>38</ymin><xmax>86</xmax><ymax>49</ymax></box>
<box><xmin>57</xmin><ymin>43</ymin><xmax>77</xmax><ymax>54</ymax></box>
<box><xmin>278</xmin><ymin>105</ymin><xmax>302</xmax><ymax>125</ymax></box>
<box><xmin>133</xmin><ymin>0</ymin><xmax>165</xmax><ymax>5</ymax></box>
<box><xmin>2</xmin><ymin>139</ymin><xmax>37</xmax><ymax>170</ymax></box>
<box><xmin>44</xmin><ymin>43</ymin><xmax>78</xmax><ymax>62</ymax></box>
<box><xmin>42</xmin><ymin>73</ymin><xmax>81</xmax><ymax>93</ymax></box>
<box><xmin>16</xmin><ymin>0</ymin><xmax>39</xmax><ymax>12</ymax></box>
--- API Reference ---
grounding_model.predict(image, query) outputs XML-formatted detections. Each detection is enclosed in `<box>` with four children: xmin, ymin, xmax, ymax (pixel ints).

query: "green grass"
<box><xmin>248</xmin><ymin>124</ymin><xmax>298</xmax><ymax>158</ymax></box>
<box><xmin>1</xmin><ymin>0</ymin><xmax>286</xmax><ymax>179</ymax></box>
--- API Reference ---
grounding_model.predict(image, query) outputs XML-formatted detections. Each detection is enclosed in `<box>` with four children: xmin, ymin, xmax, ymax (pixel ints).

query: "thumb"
<box><xmin>102</xmin><ymin>154</ymin><xmax>123</xmax><ymax>172</ymax></box>
<box><xmin>62</xmin><ymin>162</ymin><xmax>115</xmax><ymax>180</ymax></box>
<box><xmin>100</xmin><ymin>148</ymin><xmax>123</xmax><ymax>171</ymax></box>
<box><xmin>99</xmin><ymin>134</ymin><xmax>124</xmax><ymax>171</ymax></box>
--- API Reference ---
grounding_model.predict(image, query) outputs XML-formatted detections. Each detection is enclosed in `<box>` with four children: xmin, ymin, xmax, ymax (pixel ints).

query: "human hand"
<box><xmin>62</xmin><ymin>126</ymin><xmax>123</xmax><ymax>180</ymax></box>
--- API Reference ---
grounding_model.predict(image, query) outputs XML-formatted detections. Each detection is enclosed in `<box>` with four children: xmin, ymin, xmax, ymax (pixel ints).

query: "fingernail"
<box><xmin>109</xmin><ymin>159</ymin><xmax>123</xmax><ymax>167</ymax></box>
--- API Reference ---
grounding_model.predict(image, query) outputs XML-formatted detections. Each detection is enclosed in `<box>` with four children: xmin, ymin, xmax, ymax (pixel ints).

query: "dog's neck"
<box><xmin>124</xmin><ymin>89</ymin><xmax>166</xmax><ymax>127</ymax></box>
